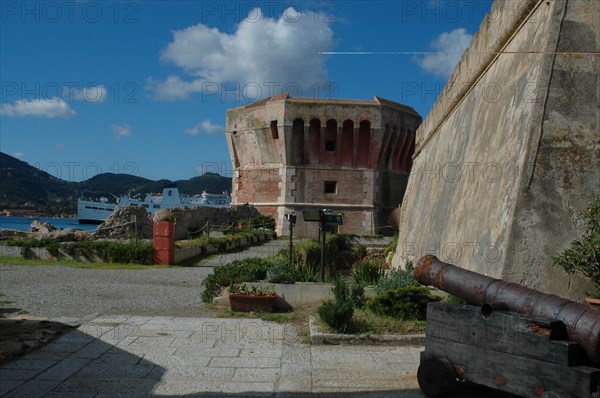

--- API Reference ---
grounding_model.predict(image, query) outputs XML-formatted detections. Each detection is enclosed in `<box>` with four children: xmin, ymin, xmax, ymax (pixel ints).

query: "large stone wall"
<box><xmin>392</xmin><ymin>0</ymin><xmax>599</xmax><ymax>300</ymax></box>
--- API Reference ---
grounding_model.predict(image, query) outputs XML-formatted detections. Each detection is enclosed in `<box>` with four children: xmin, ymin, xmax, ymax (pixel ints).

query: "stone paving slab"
<box><xmin>0</xmin><ymin>314</ymin><xmax>519</xmax><ymax>397</ymax></box>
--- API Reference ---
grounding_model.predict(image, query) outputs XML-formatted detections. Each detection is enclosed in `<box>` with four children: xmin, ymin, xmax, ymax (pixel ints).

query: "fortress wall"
<box><xmin>505</xmin><ymin>0</ymin><xmax>599</xmax><ymax>292</ymax></box>
<box><xmin>393</xmin><ymin>0</ymin><xmax>599</xmax><ymax>298</ymax></box>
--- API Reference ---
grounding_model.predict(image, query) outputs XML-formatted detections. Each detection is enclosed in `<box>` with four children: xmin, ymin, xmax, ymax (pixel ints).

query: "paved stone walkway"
<box><xmin>0</xmin><ymin>315</ymin><xmax>423</xmax><ymax>397</ymax></box>
<box><xmin>0</xmin><ymin>315</ymin><xmax>519</xmax><ymax>397</ymax></box>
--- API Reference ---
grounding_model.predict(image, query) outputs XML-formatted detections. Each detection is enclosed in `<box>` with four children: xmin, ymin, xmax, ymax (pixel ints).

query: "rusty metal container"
<box><xmin>415</xmin><ymin>255</ymin><xmax>600</xmax><ymax>362</ymax></box>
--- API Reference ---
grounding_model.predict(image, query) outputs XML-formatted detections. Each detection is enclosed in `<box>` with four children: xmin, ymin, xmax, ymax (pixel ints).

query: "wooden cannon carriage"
<box><xmin>414</xmin><ymin>255</ymin><xmax>600</xmax><ymax>398</ymax></box>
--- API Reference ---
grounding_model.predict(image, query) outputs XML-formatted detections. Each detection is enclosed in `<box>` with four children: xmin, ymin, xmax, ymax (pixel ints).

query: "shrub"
<box><xmin>299</xmin><ymin>239</ymin><xmax>322</xmax><ymax>269</ymax></box>
<box><xmin>352</xmin><ymin>258</ymin><xmax>384</xmax><ymax>286</ymax></box>
<box><xmin>266</xmin><ymin>262</ymin><xmax>302</xmax><ymax>284</ymax></box>
<box><xmin>383</xmin><ymin>233</ymin><xmax>399</xmax><ymax>258</ymax></box>
<box><xmin>553</xmin><ymin>197</ymin><xmax>600</xmax><ymax>297</ymax></box>
<box><xmin>200</xmin><ymin>257</ymin><xmax>274</xmax><ymax>303</ymax></box>
<box><xmin>7</xmin><ymin>238</ymin><xmax>152</xmax><ymax>264</ymax></box>
<box><xmin>317</xmin><ymin>278</ymin><xmax>365</xmax><ymax>333</ymax></box>
<box><xmin>298</xmin><ymin>234</ymin><xmax>354</xmax><ymax>276</ymax></box>
<box><xmin>367</xmin><ymin>286</ymin><xmax>442</xmax><ymax>320</ymax></box>
<box><xmin>317</xmin><ymin>299</ymin><xmax>354</xmax><ymax>334</ymax></box>
<box><xmin>295</xmin><ymin>261</ymin><xmax>319</xmax><ymax>282</ymax></box>
<box><xmin>376</xmin><ymin>260</ymin><xmax>418</xmax><ymax>294</ymax></box>
<box><xmin>354</xmin><ymin>244</ymin><xmax>367</xmax><ymax>259</ymax></box>
<box><xmin>272</xmin><ymin>247</ymin><xmax>302</xmax><ymax>265</ymax></box>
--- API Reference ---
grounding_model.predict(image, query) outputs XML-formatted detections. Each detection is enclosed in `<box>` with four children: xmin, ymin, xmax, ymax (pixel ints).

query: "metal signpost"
<box><xmin>302</xmin><ymin>209</ymin><xmax>343</xmax><ymax>282</ymax></box>
<box><xmin>285</xmin><ymin>214</ymin><xmax>296</xmax><ymax>266</ymax></box>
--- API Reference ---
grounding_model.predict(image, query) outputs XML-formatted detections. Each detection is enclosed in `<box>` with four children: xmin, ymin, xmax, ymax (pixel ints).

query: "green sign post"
<box><xmin>324</xmin><ymin>213</ymin><xmax>343</xmax><ymax>225</ymax></box>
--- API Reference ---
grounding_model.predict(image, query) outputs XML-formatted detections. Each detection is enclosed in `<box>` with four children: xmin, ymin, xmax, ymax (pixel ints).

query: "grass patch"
<box><xmin>314</xmin><ymin>308</ymin><xmax>426</xmax><ymax>336</ymax></box>
<box><xmin>0</xmin><ymin>256</ymin><xmax>172</xmax><ymax>270</ymax></box>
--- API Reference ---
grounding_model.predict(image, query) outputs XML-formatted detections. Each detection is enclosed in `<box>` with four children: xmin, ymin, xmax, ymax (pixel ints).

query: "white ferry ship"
<box><xmin>78</xmin><ymin>186</ymin><xmax>231</xmax><ymax>224</ymax></box>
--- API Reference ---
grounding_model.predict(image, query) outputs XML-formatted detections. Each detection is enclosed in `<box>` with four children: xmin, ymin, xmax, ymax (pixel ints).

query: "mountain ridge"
<box><xmin>0</xmin><ymin>152</ymin><xmax>232</xmax><ymax>214</ymax></box>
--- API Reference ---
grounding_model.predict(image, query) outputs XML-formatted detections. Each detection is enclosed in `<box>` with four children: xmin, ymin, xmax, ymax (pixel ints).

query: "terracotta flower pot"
<box><xmin>229</xmin><ymin>294</ymin><xmax>276</xmax><ymax>313</ymax></box>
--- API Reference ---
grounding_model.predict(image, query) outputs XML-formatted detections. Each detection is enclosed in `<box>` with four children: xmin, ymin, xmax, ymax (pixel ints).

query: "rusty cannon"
<box><xmin>414</xmin><ymin>255</ymin><xmax>600</xmax><ymax>398</ymax></box>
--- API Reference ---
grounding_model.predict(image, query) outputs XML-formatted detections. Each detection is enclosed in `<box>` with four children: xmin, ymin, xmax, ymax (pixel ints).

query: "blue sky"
<box><xmin>0</xmin><ymin>0</ymin><xmax>492</xmax><ymax>182</ymax></box>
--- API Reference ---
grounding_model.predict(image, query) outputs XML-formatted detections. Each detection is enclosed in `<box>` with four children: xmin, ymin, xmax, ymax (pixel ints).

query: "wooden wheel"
<box><xmin>417</xmin><ymin>357</ymin><xmax>458</xmax><ymax>397</ymax></box>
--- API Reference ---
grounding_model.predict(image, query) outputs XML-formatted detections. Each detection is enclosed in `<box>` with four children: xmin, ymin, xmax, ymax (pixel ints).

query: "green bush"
<box><xmin>298</xmin><ymin>234</ymin><xmax>354</xmax><ymax>276</ymax></box>
<box><xmin>317</xmin><ymin>299</ymin><xmax>354</xmax><ymax>334</ymax></box>
<box><xmin>200</xmin><ymin>257</ymin><xmax>274</xmax><ymax>303</ymax></box>
<box><xmin>367</xmin><ymin>286</ymin><xmax>441</xmax><ymax>320</ymax></box>
<box><xmin>266</xmin><ymin>262</ymin><xmax>302</xmax><ymax>284</ymax></box>
<box><xmin>352</xmin><ymin>258</ymin><xmax>384</xmax><ymax>286</ymax></box>
<box><xmin>376</xmin><ymin>260</ymin><xmax>418</xmax><ymax>294</ymax></box>
<box><xmin>317</xmin><ymin>278</ymin><xmax>365</xmax><ymax>333</ymax></box>
<box><xmin>7</xmin><ymin>238</ymin><xmax>152</xmax><ymax>264</ymax></box>
<box><xmin>553</xmin><ymin>197</ymin><xmax>600</xmax><ymax>297</ymax></box>
<box><xmin>354</xmin><ymin>244</ymin><xmax>367</xmax><ymax>259</ymax></box>
<box><xmin>295</xmin><ymin>261</ymin><xmax>319</xmax><ymax>282</ymax></box>
<box><xmin>383</xmin><ymin>233</ymin><xmax>399</xmax><ymax>258</ymax></box>
<box><xmin>272</xmin><ymin>247</ymin><xmax>302</xmax><ymax>265</ymax></box>
<box><xmin>299</xmin><ymin>239</ymin><xmax>322</xmax><ymax>269</ymax></box>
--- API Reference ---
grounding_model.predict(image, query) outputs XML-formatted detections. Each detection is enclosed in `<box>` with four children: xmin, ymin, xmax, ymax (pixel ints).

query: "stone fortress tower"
<box><xmin>225</xmin><ymin>93</ymin><xmax>422</xmax><ymax>237</ymax></box>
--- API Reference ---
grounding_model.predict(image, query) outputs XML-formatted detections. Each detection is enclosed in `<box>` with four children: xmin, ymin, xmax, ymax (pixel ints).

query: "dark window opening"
<box><xmin>270</xmin><ymin>120</ymin><xmax>279</xmax><ymax>139</ymax></box>
<box><xmin>325</xmin><ymin>140</ymin><xmax>336</xmax><ymax>152</ymax></box>
<box><xmin>324</xmin><ymin>181</ymin><xmax>337</xmax><ymax>194</ymax></box>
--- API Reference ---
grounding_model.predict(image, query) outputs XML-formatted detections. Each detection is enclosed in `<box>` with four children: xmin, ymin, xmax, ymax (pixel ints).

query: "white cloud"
<box><xmin>184</xmin><ymin>119</ymin><xmax>224</xmax><ymax>136</ymax></box>
<box><xmin>111</xmin><ymin>124</ymin><xmax>132</xmax><ymax>139</ymax></box>
<box><xmin>73</xmin><ymin>85</ymin><xmax>107</xmax><ymax>103</ymax></box>
<box><xmin>12</xmin><ymin>151</ymin><xmax>24</xmax><ymax>159</ymax></box>
<box><xmin>0</xmin><ymin>98</ymin><xmax>76</xmax><ymax>118</ymax></box>
<box><xmin>150</xmin><ymin>7</ymin><xmax>334</xmax><ymax>101</ymax></box>
<box><xmin>414</xmin><ymin>28</ymin><xmax>473</xmax><ymax>78</ymax></box>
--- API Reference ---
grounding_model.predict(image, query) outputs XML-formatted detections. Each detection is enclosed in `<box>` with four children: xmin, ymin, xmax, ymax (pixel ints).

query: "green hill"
<box><xmin>0</xmin><ymin>152</ymin><xmax>232</xmax><ymax>215</ymax></box>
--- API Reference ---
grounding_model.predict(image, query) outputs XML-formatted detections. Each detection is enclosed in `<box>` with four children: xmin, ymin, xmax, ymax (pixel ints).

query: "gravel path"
<box><xmin>0</xmin><ymin>239</ymin><xmax>290</xmax><ymax>320</ymax></box>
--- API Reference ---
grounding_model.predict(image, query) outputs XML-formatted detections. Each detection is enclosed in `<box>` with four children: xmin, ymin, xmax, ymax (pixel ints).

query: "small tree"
<box><xmin>553</xmin><ymin>197</ymin><xmax>600</xmax><ymax>297</ymax></box>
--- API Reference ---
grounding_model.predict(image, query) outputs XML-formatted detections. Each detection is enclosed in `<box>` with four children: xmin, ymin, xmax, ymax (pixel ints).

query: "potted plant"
<box><xmin>228</xmin><ymin>283</ymin><xmax>277</xmax><ymax>313</ymax></box>
<box><xmin>553</xmin><ymin>197</ymin><xmax>600</xmax><ymax>306</ymax></box>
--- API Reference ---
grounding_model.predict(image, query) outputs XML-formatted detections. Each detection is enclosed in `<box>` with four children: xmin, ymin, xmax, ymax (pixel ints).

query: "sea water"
<box><xmin>0</xmin><ymin>216</ymin><xmax>98</xmax><ymax>232</ymax></box>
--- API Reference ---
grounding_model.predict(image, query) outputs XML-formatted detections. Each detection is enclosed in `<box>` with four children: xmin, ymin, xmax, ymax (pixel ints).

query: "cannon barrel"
<box><xmin>415</xmin><ymin>255</ymin><xmax>600</xmax><ymax>362</ymax></box>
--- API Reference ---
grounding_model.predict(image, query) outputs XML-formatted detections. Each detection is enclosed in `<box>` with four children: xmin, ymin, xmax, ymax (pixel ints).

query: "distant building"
<box><xmin>225</xmin><ymin>93</ymin><xmax>422</xmax><ymax>237</ymax></box>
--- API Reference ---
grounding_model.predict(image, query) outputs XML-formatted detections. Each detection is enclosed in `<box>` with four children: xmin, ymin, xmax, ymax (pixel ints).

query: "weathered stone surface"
<box><xmin>30</xmin><ymin>220</ymin><xmax>56</xmax><ymax>235</ymax></box>
<box><xmin>50</xmin><ymin>229</ymin><xmax>91</xmax><ymax>242</ymax></box>
<box><xmin>153</xmin><ymin>205</ymin><xmax>260</xmax><ymax>240</ymax></box>
<box><xmin>92</xmin><ymin>207</ymin><xmax>153</xmax><ymax>240</ymax></box>
<box><xmin>392</xmin><ymin>0</ymin><xmax>599</xmax><ymax>300</ymax></box>
<box><xmin>28</xmin><ymin>221</ymin><xmax>91</xmax><ymax>242</ymax></box>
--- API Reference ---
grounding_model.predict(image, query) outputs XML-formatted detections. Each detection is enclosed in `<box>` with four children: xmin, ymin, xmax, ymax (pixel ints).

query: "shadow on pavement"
<box><xmin>1</xmin><ymin>323</ymin><xmax>166</xmax><ymax>397</ymax></box>
<box><xmin>0</xmin><ymin>318</ymin><xmax>75</xmax><ymax>365</ymax></box>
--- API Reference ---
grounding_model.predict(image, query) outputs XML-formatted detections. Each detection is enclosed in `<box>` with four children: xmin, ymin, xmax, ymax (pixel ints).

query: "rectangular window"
<box><xmin>270</xmin><ymin>120</ymin><xmax>279</xmax><ymax>139</ymax></box>
<box><xmin>325</xmin><ymin>140</ymin><xmax>336</xmax><ymax>152</ymax></box>
<box><xmin>324</xmin><ymin>181</ymin><xmax>337</xmax><ymax>194</ymax></box>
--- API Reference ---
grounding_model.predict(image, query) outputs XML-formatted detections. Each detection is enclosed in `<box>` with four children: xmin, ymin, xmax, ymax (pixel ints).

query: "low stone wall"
<box><xmin>154</xmin><ymin>206</ymin><xmax>260</xmax><ymax>241</ymax></box>
<box><xmin>1</xmin><ymin>233</ymin><xmax>275</xmax><ymax>265</ymax></box>
<box><xmin>1</xmin><ymin>245</ymin><xmax>109</xmax><ymax>263</ymax></box>
<box><xmin>213</xmin><ymin>282</ymin><xmax>377</xmax><ymax>310</ymax></box>
<box><xmin>173</xmin><ymin>233</ymin><xmax>274</xmax><ymax>264</ymax></box>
